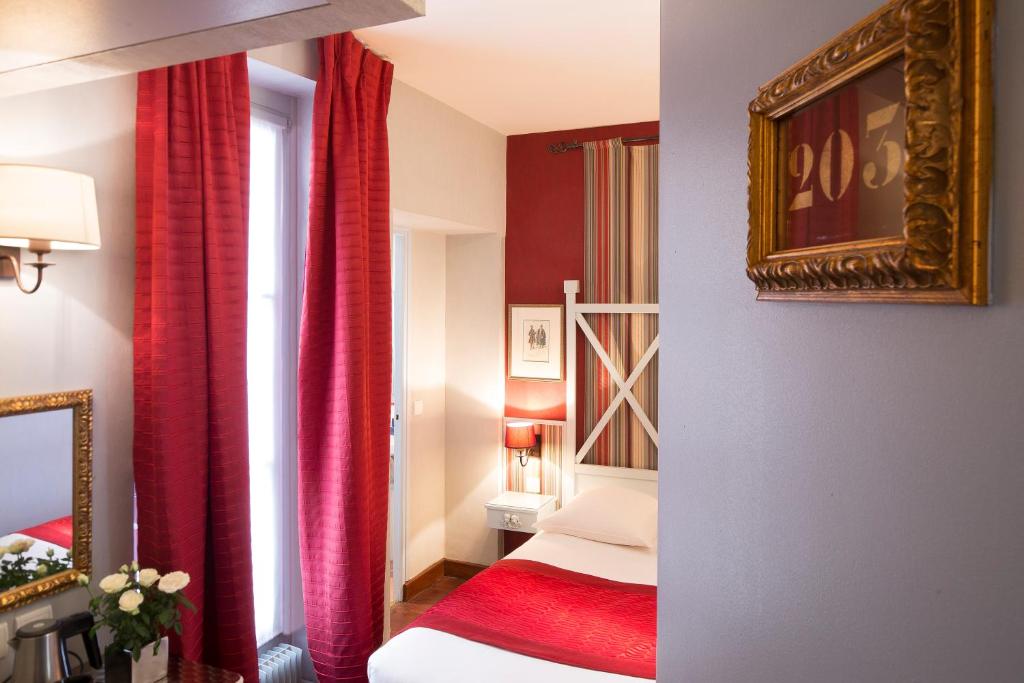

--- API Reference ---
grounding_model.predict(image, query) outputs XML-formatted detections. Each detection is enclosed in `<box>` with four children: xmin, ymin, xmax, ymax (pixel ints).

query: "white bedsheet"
<box><xmin>367</xmin><ymin>532</ymin><xmax>656</xmax><ymax>683</ymax></box>
<box><xmin>0</xmin><ymin>533</ymin><xmax>69</xmax><ymax>563</ymax></box>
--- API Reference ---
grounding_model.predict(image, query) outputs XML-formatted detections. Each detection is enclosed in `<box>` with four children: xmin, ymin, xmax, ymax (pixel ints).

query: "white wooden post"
<box><xmin>563</xmin><ymin>279</ymin><xmax>579</xmax><ymax>503</ymax></box>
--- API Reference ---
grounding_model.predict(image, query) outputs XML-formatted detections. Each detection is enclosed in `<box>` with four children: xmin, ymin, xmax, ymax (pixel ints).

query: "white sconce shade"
<box><xmin>0</xmin><ymin>164</ymin><xmax>101</xmax><ymax>251</ymax></box>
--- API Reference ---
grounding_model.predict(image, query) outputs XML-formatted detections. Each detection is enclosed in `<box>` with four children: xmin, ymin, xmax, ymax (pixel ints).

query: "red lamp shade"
<box><xmin>504</xmin><ymin>421</ymin><xmax>535</xmax><ymax>449</ymax></box>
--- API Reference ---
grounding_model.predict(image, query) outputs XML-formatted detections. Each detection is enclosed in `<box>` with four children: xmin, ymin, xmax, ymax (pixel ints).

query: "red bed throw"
<box><xmin>410</xmin><ymin>559</ymin><xmax>656</xmax><ymax>679</ymax></box>
<box><xmin>18</xmin><ymin>516</ymin><xmax>73</xmax><ymax>548</ymax></box>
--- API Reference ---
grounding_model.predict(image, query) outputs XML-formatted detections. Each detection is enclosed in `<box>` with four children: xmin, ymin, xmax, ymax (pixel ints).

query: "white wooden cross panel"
<box><xmin>561</xmin><ymin>280</ymin><xmax>660</xmax><ymax>503</ymax></box>
<box><xmin>573</xmin><ymin>313</ymin><xmax>660</xmax><ymax>465</ymax></box>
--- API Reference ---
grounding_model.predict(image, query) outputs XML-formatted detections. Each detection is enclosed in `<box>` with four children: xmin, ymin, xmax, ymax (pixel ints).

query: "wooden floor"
<box><xmin>390</xmin><ymin>576</ymin><xmax>464</xmax><ymax>633</ymax></box>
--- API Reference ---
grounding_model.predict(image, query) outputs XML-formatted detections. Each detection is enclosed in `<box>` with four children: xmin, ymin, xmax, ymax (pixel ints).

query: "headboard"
<box><xmin>562</xmin><ymin>279</ymin><xmax>658</xmax><ymax>501</ymax></box>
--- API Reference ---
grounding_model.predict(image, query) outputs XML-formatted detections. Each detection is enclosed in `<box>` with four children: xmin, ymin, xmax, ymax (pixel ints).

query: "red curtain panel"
<box><xmin>134</xmin><ymin>54</ymin><xmax>258</xmax><ymax>683</ymax></box>
<box><xmin>297</xmin><ymin>34</ymin><xmax>394</xmax><ymax>683</ymax></box>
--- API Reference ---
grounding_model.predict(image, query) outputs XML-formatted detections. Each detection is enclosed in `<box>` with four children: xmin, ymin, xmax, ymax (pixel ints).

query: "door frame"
<box><xmin>390</xmin><ymin>228</ymin><xmax>410</xmax><ymax>602</ymax></box>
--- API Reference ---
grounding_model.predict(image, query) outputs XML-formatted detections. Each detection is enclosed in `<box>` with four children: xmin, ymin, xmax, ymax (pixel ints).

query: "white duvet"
<box><xmin>367</xmin><ymin>532</ymin><xmax>657</xmax><ymax>683</ymax></box>
<box><xmin>0</xmin><ymin>533</ymin><xmax>69</xmax><ymax>563</ymax></box>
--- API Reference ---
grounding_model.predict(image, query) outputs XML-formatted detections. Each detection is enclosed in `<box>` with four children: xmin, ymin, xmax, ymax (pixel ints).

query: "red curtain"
<box><xmin>298</xmin><ymin>33</ymin><xmax>394</xmax><ymax>683</ymax></box>
<box><xmin>134</xmin><ymin>54</ymin><xmax>258</xmax><ymax>683</ymax></box>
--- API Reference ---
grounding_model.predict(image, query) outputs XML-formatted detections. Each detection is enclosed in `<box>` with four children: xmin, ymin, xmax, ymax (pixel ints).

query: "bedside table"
<box><xmin>485</xmin><ymin>491</ymin><xmax>556</xmax><ymax>556</ymax></box>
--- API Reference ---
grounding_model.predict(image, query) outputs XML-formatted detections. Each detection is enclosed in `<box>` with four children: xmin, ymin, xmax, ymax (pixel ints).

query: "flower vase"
<box><xmin>104</xmin><ymin>637</ymin><xmax>169</xmax><ymax>683</ymax></box>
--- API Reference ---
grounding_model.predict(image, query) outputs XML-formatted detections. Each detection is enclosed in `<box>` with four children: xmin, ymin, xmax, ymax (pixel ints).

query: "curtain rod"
<box><xmin>548</xmin><ymin>134</ymin><xmax>659</xmax><ymax>154</ymax></box>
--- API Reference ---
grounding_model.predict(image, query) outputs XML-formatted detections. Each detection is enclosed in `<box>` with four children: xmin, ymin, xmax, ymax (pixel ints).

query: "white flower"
<box><xmin>157</xmin><ymin>571</ymin><xmax>190</xmax><ymax>594</ymax></box>
<box><xmin>138</xmin><ymin>568</ymin><xmax>160</xmax><ymax>588</ymax></box>
<box><xmin>99</xmin><ymin>573</ymin><xmax>130</xmax><ymax>594</ymax></box>
<box><xmin>76</xmin><ymin>574</ymin><xmax>90</xmax><ymax>587</ymax></box>
<box><xmin>118</xmin><ymin>590</ymin><xmax>144</xmax><ymax>614</ymax></box>
<box><xmin>7</xmin><ymin>538</ymin><xmax>35</xmax><ymax>554</ymax></box>
<box><xmin>118</xmin><ymin>564</ymin><xmax>129</xmax><ymax>573</ymax></box>
<box><xmin>130</xmin><ymin>561</ymin><xmax>140</xmax><ymax>572</ymax></box>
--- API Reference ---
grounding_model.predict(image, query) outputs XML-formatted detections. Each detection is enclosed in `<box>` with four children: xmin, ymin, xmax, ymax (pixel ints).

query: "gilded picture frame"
<box><xmin>0</xmin><ymin>390</ymin><xmax>93</xmax><ymax>611</ymax></box>
<box><xmin>747</xmin><ymin>0</ymin><xmax>992</xmax><ymax>304</ymax></box>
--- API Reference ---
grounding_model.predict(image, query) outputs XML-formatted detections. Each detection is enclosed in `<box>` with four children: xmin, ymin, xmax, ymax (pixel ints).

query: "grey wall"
<box><xmin>658</xmin><ymin>1</ymin><xmax>1023</xmax><ymax>681</ymax></box>
<box><xmin>0</xmin><ymin>74</ymin><xmax>136</xmax><ymax>677</ymax></box>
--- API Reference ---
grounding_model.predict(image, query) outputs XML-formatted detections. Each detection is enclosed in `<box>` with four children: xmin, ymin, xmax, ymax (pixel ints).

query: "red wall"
<box><xmin>504</xmin><ymin>121</ymin><xmax>659</xmax><ymax>420</ymax></box>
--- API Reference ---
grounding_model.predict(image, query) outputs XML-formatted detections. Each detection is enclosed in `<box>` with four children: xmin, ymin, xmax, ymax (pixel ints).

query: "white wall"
<box><xmin>400</xmin><ymin>231</ymin><xmax>506</xmax><ymax>573</ymax></box>
<box><xmin>254</xmin><ymin>38</ymin><xmax>508</xmax><ymax>235</ymax></box>
<box><xmin>389</xmin><ymin>80</ymin><xmax>506</xmax><ymax>235</ymax></box>
<box><xmin>0</xmin><ymin>74</ymin><xmax>136</xmax><ymax>676</ymax></box>
<box><xmin>659</xmin><ymin>1</ymin><xmax>1024</xmax><ymax>681</ymax></box>
<box><xmin>403</xmin><ymin>231</ymin><xmax>448</xmax><ymax>579</ymax></box>
<box><xmin>444</xmin><ymin>234</ymin><xmax>505</xmax><ymax>566</ymax></box>
<box><xmin>386</xmin><ymin>68</ymin><xmax>507</xmax><ymax>572</ymax></box>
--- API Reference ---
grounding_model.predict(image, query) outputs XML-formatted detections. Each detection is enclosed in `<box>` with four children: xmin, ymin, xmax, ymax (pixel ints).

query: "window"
<box><xmin>247</xmin><ymin>96</ymin><xmax>299</xmax><ymax>648</ymax></box>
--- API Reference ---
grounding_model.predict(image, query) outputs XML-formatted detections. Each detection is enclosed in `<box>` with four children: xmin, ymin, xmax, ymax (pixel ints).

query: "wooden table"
<box><xmin>168</xmin><ymin>659</ymin><xmax>244</xmax><ymax>683</ymax></box>
<box><xmin>90</xmin><ymin>658</ymin><xmax>243</xmax><ymax>683</ymax></box>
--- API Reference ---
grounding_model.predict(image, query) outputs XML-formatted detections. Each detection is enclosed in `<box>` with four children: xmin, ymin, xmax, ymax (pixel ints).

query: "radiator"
<box><xmin>258</xmin><ymin>644</ymin><xmax>303</xmax><ymax>683</ymax></box>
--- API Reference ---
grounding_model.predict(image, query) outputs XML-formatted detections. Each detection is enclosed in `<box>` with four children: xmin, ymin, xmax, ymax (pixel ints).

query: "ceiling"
<box><xmin>356</xmin><ymin>0</ymin><xmax>659</xmax><ymax>136</ymax></box>
<box><xmin>0</xmin><ymin>0</ymin><xmax>422</xmax><ymax>98</ymax></box>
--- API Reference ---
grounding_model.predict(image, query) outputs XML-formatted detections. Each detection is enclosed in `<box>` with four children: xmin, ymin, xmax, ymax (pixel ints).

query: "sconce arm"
<box><xmin>1</xmin><ymin>251</ymin><xmax>52</xmax><ymax>294</ymax></box>
<box><xmin>517</xmin><ymin>449</ymin><xmax>531</xmax><ymax>467</ymax></box>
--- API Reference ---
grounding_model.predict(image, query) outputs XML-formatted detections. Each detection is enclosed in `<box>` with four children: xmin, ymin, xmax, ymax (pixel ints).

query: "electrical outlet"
<box><xmin>0</xmin><ymin>622</ymin><xmax>9</xmax><ymax>660</ymax></box>
<box><xmin>15</xmin><ymin>605</ymin><xmax>53</xmax><ymax>630</ymax></box>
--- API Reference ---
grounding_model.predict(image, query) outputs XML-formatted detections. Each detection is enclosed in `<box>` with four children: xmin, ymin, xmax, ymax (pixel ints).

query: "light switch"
<box><xmin>413</xmin><ymin>400</ymin><xmax>424</xmax><ymax>415</ymax></box>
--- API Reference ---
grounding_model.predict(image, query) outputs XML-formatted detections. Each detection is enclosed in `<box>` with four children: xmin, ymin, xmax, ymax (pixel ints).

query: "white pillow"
<box><xmin>535</xmin><ymin>486</ymin><xmax>657</xmax><ymax>548</ymax></box>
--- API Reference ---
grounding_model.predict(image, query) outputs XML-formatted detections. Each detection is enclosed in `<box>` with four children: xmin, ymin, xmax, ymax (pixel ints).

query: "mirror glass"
<box><xmin>0</xmin><ymin>406</ymin><xmax>76</xmax><ymax>594</ymax></box>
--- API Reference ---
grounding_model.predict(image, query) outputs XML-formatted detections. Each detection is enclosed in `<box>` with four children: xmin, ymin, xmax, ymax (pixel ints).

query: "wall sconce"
<box><xmin>0</xmin><ymin>164</ymin><xmax>101</xmax><ymax>294</ymax></box>
<box><xmin>504</xmin><ymin>421</ymin><xmax>537</xmax><ymax>467</ymax></box>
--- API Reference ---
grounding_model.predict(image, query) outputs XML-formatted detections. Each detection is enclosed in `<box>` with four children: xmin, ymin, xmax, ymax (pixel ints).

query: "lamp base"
<box><xmin>0</xmin><ymin>246</ymin><xmax>18</xmax><ymax>279</ymax></box>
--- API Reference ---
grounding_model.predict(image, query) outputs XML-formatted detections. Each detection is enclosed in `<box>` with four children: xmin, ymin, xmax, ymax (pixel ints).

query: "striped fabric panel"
<box><xmin>628</xmin><ymin>144</ymin><xmax>659</xmax><ymax>470</ymax></box>
<box><xmin>505</xmin><ymin>423</ymin><xmax>564</xmax><ymax>508</ymax></box>
<box><xmin>582</xmin><ymin>139</ymin><xmax>659</xmax><ymax>470</ymax></box>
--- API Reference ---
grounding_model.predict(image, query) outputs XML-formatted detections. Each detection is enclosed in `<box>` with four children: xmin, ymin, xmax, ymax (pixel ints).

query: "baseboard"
<box><xmin>403</xmin><ymin>558</ymin><xmax>490</xmax><ymax>601</ymax></box>
<box><xmin>443</xmin><ymin>558</ymin><xmax>488</xmax><ymax>581</ymax></box>
<box><xmin>402</xmin><ymin>559</ymin><xmax>444</xmax><ymax>600</ymax></box>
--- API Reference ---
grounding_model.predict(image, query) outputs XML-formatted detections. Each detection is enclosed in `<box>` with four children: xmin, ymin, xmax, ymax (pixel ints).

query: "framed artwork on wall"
<box><xmin>508</xmin><ymin>304</ymin><xmax>564</xmax><ymax>381</ymax></box>
<box><xmin>746</xmin><ymin>0</ymin><xmax>992</xmax><ymax>304</ymax></box>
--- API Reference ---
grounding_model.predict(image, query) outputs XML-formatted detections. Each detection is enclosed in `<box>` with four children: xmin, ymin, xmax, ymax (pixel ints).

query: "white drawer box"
<box><xmin>485</xmin><ymin>492</ymin><xmax>556</xmax><ymax>533</ymax></box>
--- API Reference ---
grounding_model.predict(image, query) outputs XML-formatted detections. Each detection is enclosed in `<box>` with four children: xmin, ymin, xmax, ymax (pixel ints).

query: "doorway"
<box><xmin>389</xmin><ymin>229</ymin><xmax>409</xmax><ymax>603</ymax></box>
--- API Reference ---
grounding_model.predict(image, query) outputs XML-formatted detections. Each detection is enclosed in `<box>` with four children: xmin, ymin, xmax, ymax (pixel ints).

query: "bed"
<box><xmin>369</xmin><ymin>280</ymin><xmax>659</xmax><ymax>682</ymax></box>
<box><xmin>369</xmin><ymin>529</ymin><xmax>656</xmax><ymax>683</ymax></box>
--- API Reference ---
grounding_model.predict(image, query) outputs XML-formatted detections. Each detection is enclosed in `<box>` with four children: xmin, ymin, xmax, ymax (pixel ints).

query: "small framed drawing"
<box><xmin>746</xmin><ymin>0</ymin><xmax>992</xmax><ymax>304</ymax></box>
<box><xmin>508</xmin><ymin>304</ymin><xmax>564</xmax><ymax>381</ymax></box>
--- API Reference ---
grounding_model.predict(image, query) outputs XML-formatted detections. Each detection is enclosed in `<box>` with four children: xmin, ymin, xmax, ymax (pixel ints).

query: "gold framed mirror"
<box><xmin>0</xmin><ymin>390</ymin><xmax>92</xmax><ymax>610</ymax></box>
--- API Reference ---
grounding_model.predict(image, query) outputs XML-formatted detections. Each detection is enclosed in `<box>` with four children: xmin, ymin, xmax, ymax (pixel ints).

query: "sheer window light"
<box><xmin>248</xmin><ymin>112</ymin><xmax>286</xmax><ymax>648</ymax></box>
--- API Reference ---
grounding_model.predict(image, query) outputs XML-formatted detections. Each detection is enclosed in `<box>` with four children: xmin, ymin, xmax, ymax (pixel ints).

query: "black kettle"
<box><xmin>10</xmin><ymin>612</ymin><xmax>102</xmax><ymax>683</ymax></box>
